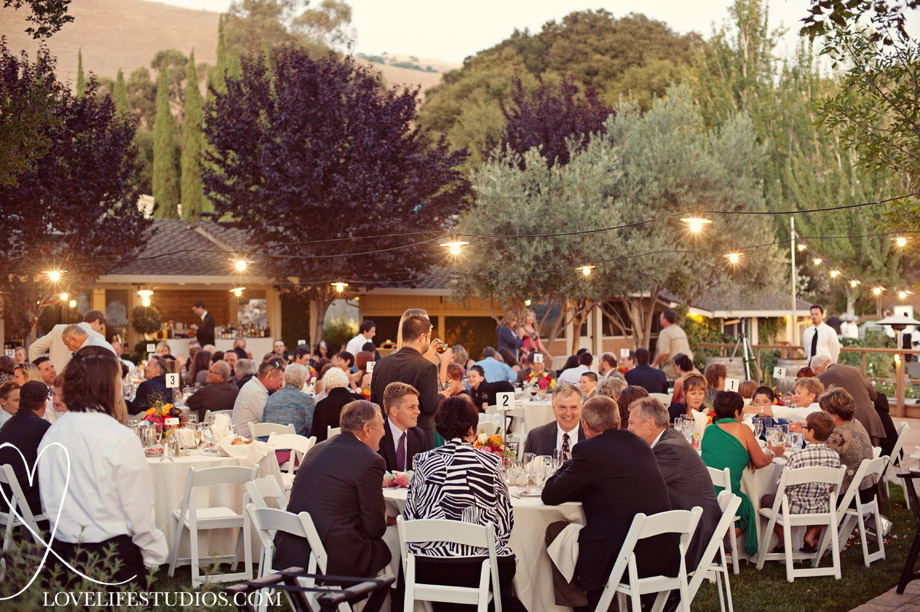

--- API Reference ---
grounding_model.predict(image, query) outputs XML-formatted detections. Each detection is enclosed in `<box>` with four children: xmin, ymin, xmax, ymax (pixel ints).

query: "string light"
<box><xmin>332</xmin><ymin>281</ymin><xmax>348</xmax><ymax>293</ymax></box>
<box><xmin>726</xmin><ymin>252</ymin><xmax>742</xmax><ymax>265</ymax></box>
<box><xmin>850</xmin><ymin>280</ymin><xmax>860</xmax><ymax>288</ymax></box>
<box><xmin>812</xmin><ymin>257</ymin><xmax>822</xmax><ymax>265</ymax></box>
<box><xmin>137</xmin><ymin>289</ymin><xmax>153</xmax><ymax>308</ymax></box>
<box><xmin>68</xmin><ymin>299</ymin><xmax>76</xmax><ymax>308</ymax></box>
<box><xmin>524</xmin><ymin>299</ymin><xmax>532</xmax><ymax>306</ymax></box>
<box><xmin>233</xmin><ymin>258</ymin><xmax>248</xmax><ymax>272</ymax></box>
<box><xmin>896</xmin><ymin>236</ymin><xmax>908</xmax><ymax>248</ymax></box>
<box><xmin>873</xmin><ymin>287</ymin><xmax>884</xmax><ymax>296</ymax></box>
<box><xmin>681</xmin><ymin>217</ymin><xmax>712</xmax><ymax>233</ymax></box>
<box><xmin>830</xmin><ymin>270</ymin><xmax>840</xmax><ymax>278</ymax></box>
<box><xmin>440</xmin><ymin>240</ymin><xmax>469</xmax><ymax>256</ymax></box>
<box><xmin>230</xmin><ymin>287</ymin><xmax>245</xmax><ymax>297</ymax></box>
<box><xmin>45</xmin><ymin>270</ymin><xmax>62</xmax><ymax>283</ymax></box>
<box><xmin>797</xmin><ymin>244</ymin><xmax>807</xmax><ymax>252</ymax></box>
<box><xmin>899</xmin><ymin>290</ymin><xmax>912</xmax><ymax>300</ymax></box>
<box><xmin>580</xmin><ymin>265</ymin><xmax>596</xmax><ymax>277</ymax></box>
<box><xmin>59</xmin><ymin>292</ymin><xmax>69</xmax><ymax>301</ymax></box>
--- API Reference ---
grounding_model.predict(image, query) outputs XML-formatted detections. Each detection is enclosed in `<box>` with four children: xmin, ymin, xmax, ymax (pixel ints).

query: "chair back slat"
<box><xmin>399</xmin><ymin>518</ymin><xmax>492</xmax><ymax>548</ymax></box>
<box><xmin>707</xmin><ymin>466</ymin><xmax>732</xmax><ymax>493</ymax></box>
<box><xmin>189</xmin><ymin>464</ymin><xmax>260</xmax><ymax>487</ymax></box>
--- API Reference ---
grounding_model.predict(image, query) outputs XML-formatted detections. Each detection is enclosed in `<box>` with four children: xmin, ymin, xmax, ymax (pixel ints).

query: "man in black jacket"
<box><xmin>542</xmin><ymin>395</ymin><xmax>676</xmax><ymax>609</ymax></box>
<box><xmin>378</xmin><ymin>382</ymin><xmax>429</xmax><ymax>472</ymax></box>
<box><xmin>126</xmin><ymin>356</ymin><xmax>172</xmax><ymax>415</ymax></box>
<box><xmin>0</xmin><ymin>381</ymin><xmax>51</xmax><ymax>515</ymax></box>
<box><xmin>624</xmin><ymin>347</ymin><xmax>668</xmax><ymax>394</ymax></box>
<box><xmin>186</xmin><ymin>361</ymin><xmax>239</xmax><ymax>422</ymax></box>
<box><xmin>524</xmin><ymin>383</ymin><xmax>586</xmax><ymax>456</ymax></box>
<box><xmin>369</xmin><ymin>314</ymin><xmax>450</xmax><ymax>447</ymax></box>
<box><xmin>192</xmin><ymin>300</ymin><xmax>216</xmax><ymax>347</ymax></box>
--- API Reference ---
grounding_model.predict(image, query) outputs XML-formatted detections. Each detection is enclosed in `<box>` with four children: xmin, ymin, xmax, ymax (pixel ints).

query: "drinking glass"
<box><xmin>753</xmin><ymin>419</ymin><xmax>764</xmax><ymax>440</ymax></box>
<box><xmin>542</xmin><ymin>455</ymin><xmax>557</xmax><ymax>478</ymax></box>
<box><xmin>529</xmin><ymin>458</ymin><xmax>548</xmax><ymax>493</ymax></box>
<box><xmin>187</xmin><ymin>413</ymin><xmax>198</xmax><ymax>427</ymax></box>
<box><xmin>552</xmin><ymin>448</ymin><xmax>569</xmax><ymax>467</ymax></box>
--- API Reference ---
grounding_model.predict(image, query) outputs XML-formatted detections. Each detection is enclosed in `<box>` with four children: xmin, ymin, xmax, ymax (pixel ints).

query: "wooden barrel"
<box><xmin>774</xmin><ymin>358</ymin><xmax>810</xmax><ymax>394</ymax></box>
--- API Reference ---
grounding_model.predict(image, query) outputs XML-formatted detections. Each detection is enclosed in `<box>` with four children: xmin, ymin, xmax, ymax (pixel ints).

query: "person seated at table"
<box><xmin>379</xmin><ymin>382</ymin><xmax>428</xmax><ymax>472</ymax></box>
<box><xmin>467</xmin><ymin>365</ymin><xmax>513</xmax><ymax>413</ymax></box>
<box><xmin>444</xmin><ymin>363</ymin><xmax>471</xmax><ymax>399</ymax></box>
<box><xmin>51</xmin><ymin>372</ymin><xmax>68</xmax><ymax>415</ymax></box>
<box><xmin>404</xmin><ymin>395</ymin><xmax>524</xmax><ymax>612</ymax></box>
<box><xmin>703</xmin><ymin>362</ymin><xmax>727</xmax><ymax>404</ymax></box>
<box><xmin>450</xmin><ymin>344</ymin><xmax>475</xmax><ymax>372</ymax></box>
<box><xmin>310</xmin><ymin>367</ymin><xmax>364</xmax><ymax>442</ymax></box>
<box><xmin>261</xmin><ymin>364</ymin><xmax>316</xmax><ymax>438</ymax></box>
<box><xmin>627</xmin><ymin>396</ymin><xmax>721</xmax><ymax>569</ymax></box>
<box><xmin>234</xmin><ymin>358</ymin><xmax>256</xmax><ymax>389</ymax></box>
<box><xmin>516</xmin><ymin>352</ymin><xmax>553</xmax><ymax>385</ymax></box>
<box><xmin>524</xmin><ymin>383</ymin><xmax>585</xmax><ymax>456</ymax></box>
<box><xmin>760</xmin><ymin>411</ymin><xmax>840</xmax><ymax>553</ymax></box>
<box><xmin>668</xmin><ymin>353</ymin><xmax>698</xmax><ymax>405</ymax></box>
<box><xmin>598</xmin><ymin>352</ymin><xmax>625</xmax><ymax>382</ymax></box>
<box><xmin>820</xmin><ymin>387</ymin><xmax>878</xmax><ymax>506</ymax></box>
<box><xmin>667</xmin><ymin>373</ymin><xmax>707</xmax><ymax>423</ymax></box>
<box><xmin>624</xmin><ymin>348</ymin><xmax>667</xmax><ymax>394</ymax></box>
<box><xmin>0</xmin><ymin>381</ymin><xmax>51</xmax><ymax>516</ymax></box>
<box><xmin>748</xmin><ymin>378</ymin><xmax>824</xmax><ymax>423</ymax></box>
<box><xmin>797</xmin><ymin>366</ymin><xmax>816</xmax><ymax>379</ymax></box>
<box><xmin>186</xmin><ymin>361</ymin><xmax>239</xmax><ymax>423</ymax></box>
<box><xmin>39</xmin><ymin>346</ymin><xmax>167</xmax><ymax>584</ymax></box>
<box><xmin>232</xmin><ymin>360</ymin><xmax>285</xmax><ymax>437</ymax></box>
<box><xmin>738</xmin><ymin>380</ymin><xmax>757</xmax><ymax>400</ymax></box>
<box><xmin>353</xmin><ymin>351</ymin><xmax>374</xmax><ymax>395</ymax></box>
<box><xmin>274</xmin><ymin>400</ymin><xmax>391</xmax><ymax>579</ymax></box>
<box><xmin>155</xmin><ymin>341</ymin><xmax>170</xmax><ymax>358</ymax></box>
<box><xmin>0</xmin><ymin>381</ymin><xmax>20</xmax><ymax>428</ymax></box>
<box><xmin>126</xmin><ymin>356</ymin><xmax>171</xmax><ymax>415</ymax></box>
<box><xmin>499</xmin><ymin>348</ymin><xmax>522</xmax><ymax>374</ymax></box>
<box><xmin>702</xmin><ymin>391</ymin><xmax>784</xmax><ymax>557</ymax></box>
<box><xmin>472</xmin><ymin>347</ymin><xmax>516</xmax><ymax>384</ymax></box>
<box><xmin>543</xmin><ymin>395</ymin><xmax>678</xmax><ymax>610</ymax></box>
<box><xmin>616</xmin><ymin>386</ymin><xmax>649</xmax><ymax>430</ymax></box>
<box><xmin>189</xmin><ymin>349</ymin><xmax>212</xmax><ymax>387</ymax></box>
<box><xmin>595</xmin><ymin>376</ymin><xmax>627</xmax><ymax>406</ymax></box>
<box><xmin>557</xmin><ymin>352</ymin><xmax>592</xmax><ymax>386</ymax></box>
<box><xmin>579</xmin><ymin>372</ymin><xmax>598</xmax><ymax>400</ymax></box>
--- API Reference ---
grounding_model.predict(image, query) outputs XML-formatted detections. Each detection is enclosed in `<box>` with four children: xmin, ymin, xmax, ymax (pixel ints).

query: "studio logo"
<box><xmin>0</xmin><ymin>442</ymin><xmax>136</xmax><ymax>600</ymax></box>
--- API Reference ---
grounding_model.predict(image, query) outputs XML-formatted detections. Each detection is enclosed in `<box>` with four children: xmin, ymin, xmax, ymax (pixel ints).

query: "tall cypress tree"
<box><xmin>75</xmin><ymin>49</ymin><xmax>85</xmax><ymax>98</ymax></box>
<box><xmin>207</xmin><ymin>15</ymin><xmax>229</xmax><ymax>100</ymax></box>
<box><xmin>181</xmin><ymin>51</ymin><xmax>207</xmax><ymax>220</ymax></box>
<box><xmin>152</xmin><ymin>65</ymin><xmax>179</xmax><ymax>218</ymax></box>
<box><xmin>113</xmin><ymin>68</ymin><xmax>128</xmax><ymax>117</ymax></box>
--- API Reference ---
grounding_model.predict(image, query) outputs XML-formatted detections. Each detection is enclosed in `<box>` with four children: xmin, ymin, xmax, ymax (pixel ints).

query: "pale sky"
<box><xmin>155</xmin><ymin>0</ymin><xmax>873</xmax><ymax>63</ymax></box>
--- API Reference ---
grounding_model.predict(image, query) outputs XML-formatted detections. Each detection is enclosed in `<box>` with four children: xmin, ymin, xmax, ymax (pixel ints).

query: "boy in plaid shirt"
<box><xmin>761</xmin><ymin>411</ymin><xmax>840</xmax><ymax>552</ymax></box>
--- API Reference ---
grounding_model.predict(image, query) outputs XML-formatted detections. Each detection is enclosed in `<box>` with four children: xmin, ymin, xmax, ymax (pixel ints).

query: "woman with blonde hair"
<box><xmin>518</xmin><ymin>308</ymin><xmax>552</xmax><ymax>364</ymax></box>
<box><xmin>12</xmin><ymin>363</ymin><xmax>41</xmax><ymax>385</ymax></box>
<box><xmin>749</xmin><ymin>377</ymin><xmax>825</xmax><ymax>422</ymax></box>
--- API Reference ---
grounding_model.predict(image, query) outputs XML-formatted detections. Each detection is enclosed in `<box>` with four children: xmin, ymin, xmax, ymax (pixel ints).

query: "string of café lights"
<box><xmin>37</xmin><ymin>191</ymin><xmax>920</xmax><ymax>304</ymax></box>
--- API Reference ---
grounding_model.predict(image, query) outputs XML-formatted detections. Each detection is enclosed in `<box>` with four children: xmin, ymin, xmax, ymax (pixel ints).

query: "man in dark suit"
<box><xmin>310</xmin><ymin>367</ymin><xmax>364</xmax><ymax>442</ymax></box>
<box><xmin>126</xmin><ymin>356</ymin><xmax>172</xmax><ymax>415</ymax></box>
<box><xmin>812</xmin><ymin>354</ymin><xmax>886</xmax><ymax>445</ymax></box>
<box><xmin>542</xmin><ymin>395</ymin><xmax>677</xmax><ymax>609</ymax></box>
<box><xmin>274</xmin><ymin>400</ymin><xmax>391</xmax><ymax>578</ymax></box>
<box><xmin>369</xmin><ymin>314</ymin><xmax>450</xmax><ymax>447</ymax></box>
<box><xmin>624</xmin><ymin>347</ymin><xmax>668</xmax><ymax>394</ymax></box>
<box><xmin>525</xmin><ymin>383</ymin><xmax>586</xmax><ymax>456</ymax></box>
<box><xmin>0</xmin><ymin>381</ymin><xmax>51</xmax><ymax>515</ymax></box>
<box><xmin>468</xmin><ymin>365</ymin><xmax>514</xmax><ymax>412</ymax></box>
<box><xmin>192</xmin><ymin>300</ymin><xmax>216</xmax><ymax>347</ymax></box>
<box><xmin>627</xmin><ymin>396</ymin><xmax>720</xmax><ymax>569</ymax></box>
<box><xmin>186</xmin><ymin>361</ymin><xmax>239</xmax><ymax>422</ymax></box>
<box><xmin>378</xmin><ymin>382</ymin><xmax>429</xmax><ymax>472</ymax></box>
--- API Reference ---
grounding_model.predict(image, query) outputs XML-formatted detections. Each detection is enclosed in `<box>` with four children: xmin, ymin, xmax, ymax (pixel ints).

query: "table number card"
<box><xmin>366</xmin><ymin>361</ymin><xmax>375</xmax><ymax>374</ymax></box>
<box><xmin>164</xmin><ymin>417</ymin><xmax>179</xmax><ymax>426</ymax></box>
<box><xmin>147</xmin><ymin>343</ymin><xmax>156</xmax><ymax>353</ymax></box>
<box><xmin>165</xmin><ymin>373</ymin><xmax>180</xmax><ymax>388</ymax></box>
<box><xmin>496</xmin><ymin>392</ymin><xmax>514</xmax><ymax>410</ymax></box>
<box><xmin>725</xmin><ymin>378</ymin><xmax>740</xmax><ymax>392</ymax></box>
<box><xmin>3</xmin><ymin>349</ymin><xmax>13</xmax><ymax>358</ymax></box>
<box><xmin>620</xmin><ymin>348</ymin><xmax>631</xmax><ymax>358</ymax></box>
<box><xmin>297</xmin><ymin>339</ymin><xmax>306</xmax><ymax>347</ymax></box>
<box><xmin>533</xmin><ymin>353</ymin><xmax>544</xmax><ymax>364</ymax></box>
<box><xmin>773</xmin><ymin>367</ymin><xmax>787</xmax><ymax>379</ymax></box>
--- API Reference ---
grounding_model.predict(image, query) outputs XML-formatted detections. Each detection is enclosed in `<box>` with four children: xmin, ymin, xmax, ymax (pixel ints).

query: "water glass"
<box><xmin>551</xmin><ymin>449</ymin><xmax>569</xmax><ymax>467</ymax></box>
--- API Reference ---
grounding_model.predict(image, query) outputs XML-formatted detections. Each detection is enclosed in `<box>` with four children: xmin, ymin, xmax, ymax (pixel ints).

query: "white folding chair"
<box><xmin>755</xmin><ymin>465</ymin><xmax>845</xmax><ymax>582</ymax></box>
<box><xmin>594</xmin><ymin>507</ymin><xmax>703</xmax><ymax>612</ymax></box>
<box><xmin>249</xmin><ymin>422</ymin><xmax>295</xmax><ymax>439</ymax></box>
<box><xmin>243</xmin><ymin>476</ymin><xmax>289</xmax><ymax>584</ymax></box>
<box><xmin>0</xmin><ymin>463</ymin><xmax>47</xmax><ymax>562</ymax></box>
<box><xmin>688</xmin><ymin>492</ymin><xmax>742</xmax><ymax>612</ymax></box>
<box><xmin>167</xmin><ymin>465</ymin><xmax>259</xmax><ymax>586</ymax></box>
<box><xmin>267</xmin><ymin>433</ymin><xmax>315</xmax><ymax>490</ymax></box>
<box><xmin>476</xmin><ymin>421</ymin><xmax>502</xmax><ymax>437</ymax></box>
<box><xmin>882</xmin><ymin>422</ymin><xmax>910</xmax><ymax>509</ymax></box>
<box><xmin>397</xmin><ymin>516</ymin><xmax>503</xmax><ymax>612</ymax></box>
<box><xmin>203</xmin><ymin>409</ymin><xmax>233</xmax><ymax>423</ymax></box>
<box><xmin>247</xmin><ymin>503</ymin><xmax>333</xmax><ymax>612</ymax></box>
<box><xmin>327</xmin><ymin>426</ymin><xmax>341</xmax><ymax>439</ymax></box>
<box><xmin>706</xmin><ymin>466</ymin><xmax>740</xmax><ymax>575</ymax></box>
<box><xmin>821</xmin><ymin>457</ymin><xmax>889</xmax><ymax>567</ymax></box>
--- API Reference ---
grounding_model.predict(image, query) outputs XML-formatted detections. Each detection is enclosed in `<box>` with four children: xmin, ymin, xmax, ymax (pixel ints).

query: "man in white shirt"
<box><xmin>232</xmin><ymin>360</ymin><xmax>285</xmax><ymax>436</ymax></box>
<box><xmin>802</xmin><ymin>304</ymin><xmax>841</xmax><ymax>364</ymax></box>
<box><xmin>652</xmin><ymin>309</ymin><xmax>693</xmax><ymax>380</ymax></box>
<box><xmin>557</xmin><ymin>352</ymin><xmax>592</xmax><ymax>386</ymax></box>
<box><xmin>346</xmin><ymin>320</ymin><xmax>376</xmax><ymax>357</ymax></box>
<box><xmin>524</xmin><ymin>384</ymin><xmax>587</xmax><ymax>455</ymax></box>
<box><xmin>61</xmin><ymin>324</ymin><xmax>116</xmax><ymax>357</ymax></box>
<box><xmin>28</xmin><ymin>310</ymin><xmax>108</xmax><ymax>373</ymax></box>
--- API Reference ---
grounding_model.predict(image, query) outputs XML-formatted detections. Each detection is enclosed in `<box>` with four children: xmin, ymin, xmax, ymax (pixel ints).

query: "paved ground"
<box><xmin>850</xmin><ymin>417</ymin><xmax>920</xmax><ymax>611</ymax></box>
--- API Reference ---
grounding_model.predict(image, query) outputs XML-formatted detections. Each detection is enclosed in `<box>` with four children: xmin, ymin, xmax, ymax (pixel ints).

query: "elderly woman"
<box><xmin>616</xmin><ymin>386</ymin><xmax>649</xmax><ymax>430</ymax></box>
<box><xmin>309</xmin><ymin>366</ymin><xmax>363</xmax><ymax>442</ymax></box>
<box><xmin>40</xmin><ymin>346</ymin><xmax>167</xmax><ymax>584</ymax></box>
<box><xmin>750</xmin><ymin>378</ymin><xmax>825</xmax><ymax>422</ymax></box>
<box><xmin>262</xmin><ymin>363</ymin><xmax>316</xmax><ymax>437</ymax></box>
<box><xmin>496</xmin><ymin>310</ymin><xmax>524</xmax><ymax>361</ymax></box>
<box><xmin>821</xmin><ymin>387</ymin><xmax>877</xmax><ymax>503</ymax></box>
<box><xmin>667</xmin><ymin>373</ymin><xmax>708</xmax><ymax>423</ymax></box>
<box><xmin>702</xmin><ymin>391</ymin><xmax>784</xmax><ymax>557</ymax></box>
<box><xmin>596</xmin><ymin>376</ymin><xmax>627</xmax><ymax>402</ymax></box>
<box><xmin>405</xmin><ymin>395</ymin><xmax>522</xmax><ymax>612</ymax></box>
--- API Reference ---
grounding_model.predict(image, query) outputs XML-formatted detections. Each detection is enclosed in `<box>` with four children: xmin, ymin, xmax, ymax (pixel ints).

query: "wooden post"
<box><xmin>896</xmin><ymin>351</ymin><xmax>906</xmax><ymax>417</ymax></box>
<box><xmin>861</xmin><ymin>350</ymin><xmax>866</xmax><ymax>374</ymax></box>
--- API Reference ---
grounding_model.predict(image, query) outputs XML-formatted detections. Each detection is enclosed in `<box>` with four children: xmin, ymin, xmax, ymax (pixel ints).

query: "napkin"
<box><xmin>212</xmin><ymin>413</ymin><xmax>232</xmax><ymax>440</ymax></box>
<box><xmin>176</xmin><ymin>428</ymin><xmax>197</xmax><ymax>449</ymax></box>
<box><xmin>691</xmin><ymin>409</ymin><xmax>709</xmax><ymax>436</ymax></box>
<box><xmin>219</xmin><ymin>437</ymin><xmax>270</xmax><ymax>468</ymax></box>
<box><xmin>547</xmin><ymin>523</ymin><xmax>582</xmax><ymax>582</ymax></box>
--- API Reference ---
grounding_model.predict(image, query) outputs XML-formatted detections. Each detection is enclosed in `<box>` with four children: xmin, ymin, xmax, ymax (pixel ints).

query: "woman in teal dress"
<box><xmin>702</xmin><ymin>391</ymin><xmax>785</xmax><ymax>556</ymax></box>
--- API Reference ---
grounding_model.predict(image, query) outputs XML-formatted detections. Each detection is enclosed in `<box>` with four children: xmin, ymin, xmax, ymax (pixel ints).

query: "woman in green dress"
<box><xmin>702</xmin><ymin>391</ymin><xmax>785</xmax><ymax>556</ymax></box>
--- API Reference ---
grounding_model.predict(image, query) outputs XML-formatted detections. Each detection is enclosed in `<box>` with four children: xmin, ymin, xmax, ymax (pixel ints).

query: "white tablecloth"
<box><xmin>382</xmin><ymin>487</ymin><xmax>585</xmax><ymax>612</ymax></box>
<box><xmin>147</xmin><ymin>449</ymin><xmax>284</xmax><ymax>564</ymax></box>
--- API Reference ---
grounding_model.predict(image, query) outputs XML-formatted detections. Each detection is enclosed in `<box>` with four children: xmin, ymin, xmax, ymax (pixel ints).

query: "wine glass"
<box><xmin>753</xmin><ymin>418</ymin><xmax>764</xmax><ymax>440</ymax></box>
<box><xmin>529</xmin><ymin>458</ymin><xmax>548</xmax><ymax>493</ymax></box>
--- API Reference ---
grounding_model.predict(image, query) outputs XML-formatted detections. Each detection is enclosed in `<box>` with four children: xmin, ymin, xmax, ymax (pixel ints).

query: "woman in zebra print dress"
<box><xmin>404</xmin><ymin>395</ymin><xmax>524</xmax><ymax>611</ymax></box>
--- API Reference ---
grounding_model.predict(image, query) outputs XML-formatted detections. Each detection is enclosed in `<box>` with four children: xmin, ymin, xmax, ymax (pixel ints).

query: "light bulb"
<box><xmin>234</xmin><ymin>259</ymin><xmax>247</xmax><ymax>272</ymax></box>
<box><xmin>46</xmin><ymin>270</ymin><xmax>61</xmax><ymax>282</ymax></box>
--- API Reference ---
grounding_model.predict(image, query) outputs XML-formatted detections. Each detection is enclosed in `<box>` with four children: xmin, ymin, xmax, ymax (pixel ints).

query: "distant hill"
<box><xmin>0</xmin><ymin>0</ymin><xmax>453</xmax><ymax>94</ymax></box>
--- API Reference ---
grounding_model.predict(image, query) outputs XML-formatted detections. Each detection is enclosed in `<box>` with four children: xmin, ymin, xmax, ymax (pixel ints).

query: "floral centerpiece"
<box><xmin>526</xmin><ymin>371</ymin><xmax>555</xmax><ymax>399</ymax></box>
<box><xmin>143</xmin><ymin>399</ymin><xmax>186</xmax><ymax>428</ymax></box>
<box><xmin>474</xmin><ymin>433</ymin><xmax>514</xmax><ymax>458</ymax></box>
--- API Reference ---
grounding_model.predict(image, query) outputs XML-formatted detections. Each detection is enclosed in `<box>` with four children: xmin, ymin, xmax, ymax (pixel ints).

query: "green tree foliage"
<box><xmin>113</xmin><ymin>68</ymin><xmax>128</xmax><ymax>117</ymax></box>
<box><xmin>3</xmin><ymin>0</ymin><xmax>73</xmax><ymax>39</ymax></box>
<box><xmin>453</xmin><ymin>86</ymin><xmax>782</xmax><ymax>350</ymax></box>
<box><xmin>418</xmin><ymin>10</ymin><xmax>702</xmax><ymax>168</ymax></box>
<box><xmin>75</xmin><ymin>48</ymin><xmax>85</xmax><ymax>98</ymax></box>
<box><xmin>151</xmin><ymin>49</ymin><xmax>189</xmax><ymax>115</ymax></box>
<box><xmin>292</xmin><ymin>0</ymin><xmax>355</xmax><ymax>51</ymax></box>
<box><xmin>181</xmin><ymin>51</ymin><xmax>207</xmax><ymax>220</ymax></box>
<box><xmin>152</xmin><ymin>66</ymin><xmax>179</xmax><ymax>218</ymax></box>
<box><xmin>207</xmin><ymin>15</ymin><xmax>232</xmax><ymax>98</ymax></box>
<box><xmin>126</xmin><ymin>67</ymin><xmax>156</xmax><ymax>128</ymax></box>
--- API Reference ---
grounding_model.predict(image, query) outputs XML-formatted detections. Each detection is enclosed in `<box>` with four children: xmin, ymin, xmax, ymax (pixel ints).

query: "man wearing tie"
<box><xmin>524</xmin><ymin>383</ymin><xmax>586</xmax><ymax>456</ymax></box>
<box><xmin>192</xmin><ymin>300</ymin><xmax>216</xmax><ymax>347</ymax></box>
<box><xmin>803</xmin><ymin>304</ymin><xmax>841</xmax><ymax>364</ymax></box>
<box><xmin>378</xmin><ymin>382</ymin><xmax>429</xmax><ymax>472</ymax></box>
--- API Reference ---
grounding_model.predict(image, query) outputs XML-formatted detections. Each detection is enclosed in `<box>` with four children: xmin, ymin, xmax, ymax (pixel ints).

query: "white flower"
<box><xmin>477</xmin><ymin>433</ymin><xmax>489</xmax><ymax>444</ymax></box>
